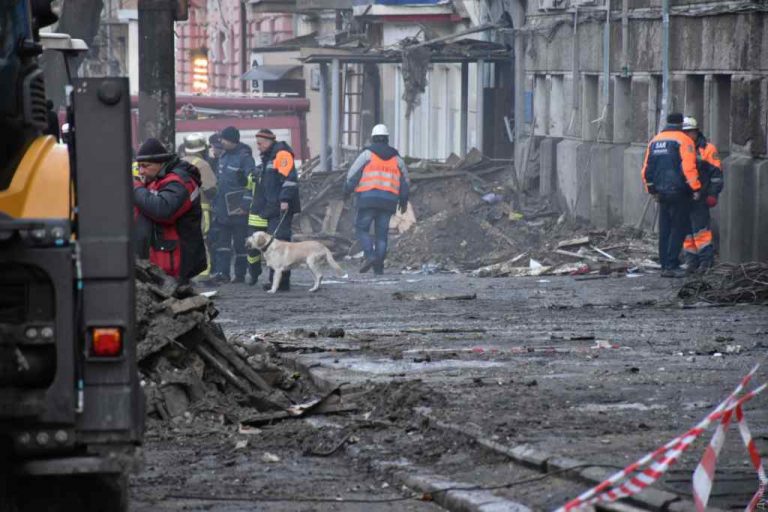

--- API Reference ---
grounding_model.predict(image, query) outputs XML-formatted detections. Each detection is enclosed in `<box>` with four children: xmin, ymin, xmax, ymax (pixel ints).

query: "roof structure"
<box><xmin>301</xmin><ymin>38</ymin><xmax>511</xmax><ymax>64</ymax></box>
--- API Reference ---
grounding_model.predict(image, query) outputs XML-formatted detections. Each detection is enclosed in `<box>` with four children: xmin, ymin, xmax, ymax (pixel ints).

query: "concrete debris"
<box><xmin>136</xmin><ymin>261</ymin><xmax>317</xmax><ymax>423</ymax></box>
<box><xmin>261</xmin><ymin>452</ymin><xmax>281</xmax><ymax>463</ymax></box>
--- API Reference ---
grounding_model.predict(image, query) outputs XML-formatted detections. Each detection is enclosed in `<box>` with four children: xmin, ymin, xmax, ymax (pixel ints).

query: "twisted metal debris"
<box><xmin>678</xmin><ymin>263</ymin><xmax>768</xmax><ymax>305</ymax></box>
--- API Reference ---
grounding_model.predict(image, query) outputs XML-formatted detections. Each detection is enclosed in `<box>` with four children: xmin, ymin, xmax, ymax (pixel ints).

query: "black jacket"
<box><xmin>251</xmin><ymin>141</ymin><xmax>301</xmax><ymax>219</ymax></box>
<box><xmin>213</xmin><ymin>143</ymin><xmax>255</xmax><ymax>225</ymax></box>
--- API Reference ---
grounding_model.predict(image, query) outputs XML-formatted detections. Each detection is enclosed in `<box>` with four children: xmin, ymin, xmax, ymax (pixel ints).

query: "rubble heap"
<box><xmin>135</xmin><ymin>261</ymin><xmax>303</xmax><ymax>424</ymax></box>
<box><xmin>678</xmin><ymin>263</ymin><xmax>768</xmax><ymax>305</ymax></box>
<box><xmin>295</xmin><ymin>149</ymin><xmax>660</xmax><ymax>274</ymax></box>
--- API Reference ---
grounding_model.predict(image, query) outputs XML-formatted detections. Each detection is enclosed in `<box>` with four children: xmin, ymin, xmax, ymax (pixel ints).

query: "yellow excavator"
<box><xmin>0</xmin><ymin>0</ymin><xmax>143</xmax><ymax>510</ymax></box>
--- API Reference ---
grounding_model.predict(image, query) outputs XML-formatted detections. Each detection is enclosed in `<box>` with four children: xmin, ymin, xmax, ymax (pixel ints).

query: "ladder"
<box><xmin>341</xmin><ymin>63</ymin><xmax>364</xmax><ymax>149</ymax></box>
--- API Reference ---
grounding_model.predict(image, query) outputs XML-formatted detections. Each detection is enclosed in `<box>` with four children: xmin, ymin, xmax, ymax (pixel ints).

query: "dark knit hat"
<box><xmin>666</xmin><ymin>112</ymin><xmax>684</xmax><ymax>126</ymax></box>
<box><xmin>221</xmin><ymin>126</ymin><xmax>240</xmax><ymax>144</ymax></box>
<box><xmin>255</xmin><ymin>129</ymin><xmax>276</xmax><ymax>141</ymax></box>
<box><xmin>136</xmin><ymin>138</ymin><xmax>173</xmax><ymax>163</ymax></box>
<box><xmin>209</xmin><ymin>133</ymin><xmax>223</xmax><ymax>149</ymax></box>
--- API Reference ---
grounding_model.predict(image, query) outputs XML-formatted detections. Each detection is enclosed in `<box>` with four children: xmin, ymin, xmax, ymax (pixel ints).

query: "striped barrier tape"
<box><xmin>554</xmin><ymin>365</ymin><xmax>765</xmax><ymax>512</ymax></box>
<box><xmin>693</xmin><ymin>402</ymin><xmax>768</xmax><ymax>511</ymax></box>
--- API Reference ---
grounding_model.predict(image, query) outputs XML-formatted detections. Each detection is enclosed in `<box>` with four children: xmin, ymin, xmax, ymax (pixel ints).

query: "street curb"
<box><xmin>281</xmin><ymin>349</ymin><xmax>726</xmax><ymax>512</ymax></box>
<box><xmin>346</xmin><ymin>445</ymin><xmax>533</xmax><ymax>512</ymax></box>
<box><xmin>417</xmin><ymin>410</ymin><xmax>727</xmax><ymax>512</ymax></box>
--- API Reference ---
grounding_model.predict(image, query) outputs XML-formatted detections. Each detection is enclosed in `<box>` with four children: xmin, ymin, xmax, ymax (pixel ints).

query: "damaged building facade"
<box><xmin>513</xmin><ymin>0</ymin><xmax>768</xmax><ymax>262</ymax></box>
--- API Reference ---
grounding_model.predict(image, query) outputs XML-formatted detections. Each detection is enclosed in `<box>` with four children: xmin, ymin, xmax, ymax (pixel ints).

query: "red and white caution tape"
<box><xmin>735</xmin><ymin>405</ymin><xmax>767</xmax><ymax>511</ymax></box>
<box><xmin>555</xmin><ymin>365</ymin><xmax>765</xmax><ymax>512</ymax></box>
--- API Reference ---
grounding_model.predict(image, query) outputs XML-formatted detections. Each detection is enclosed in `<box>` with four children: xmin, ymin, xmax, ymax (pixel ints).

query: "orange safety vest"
<box><xmin>355</xmin><ymin>154</ymin><xmax>402</xmax><ymax>196</ymax></box>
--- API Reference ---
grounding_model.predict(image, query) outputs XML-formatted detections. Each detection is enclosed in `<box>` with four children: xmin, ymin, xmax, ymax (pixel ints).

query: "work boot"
<box><xmin>661</xmin><ymin>268</ymin><xmax>686</xmax><ymax>278</ymax></box>
<box><xmin>373</xmin><ymin>261</ymin><xmax>384</xmax><ymax>276</ymax></box>
<box><xmin>359</xmin><ymin>258</ymin><xmax>375</xmax><ymax>274</ymax></box>
<box><xmin>204</xmin><ymin>272</ymin><xmax>229</xmax><ymax>286</ymax></box>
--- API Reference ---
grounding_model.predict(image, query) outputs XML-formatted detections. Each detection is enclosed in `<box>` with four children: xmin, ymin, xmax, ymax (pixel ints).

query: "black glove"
<box><xmin>398</xmin><ymin>200</ymin><xmax>407</xmax><ymax>214</ymax></box>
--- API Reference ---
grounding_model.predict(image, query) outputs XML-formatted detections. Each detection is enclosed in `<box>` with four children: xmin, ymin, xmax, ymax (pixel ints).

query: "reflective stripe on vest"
<box><xmin>355</xmin><ymin>154</ymin><xmax>401</xmax><ymax>196</ymax></box>
<box><xmin>248</xmin><ymin>214</ymin><xmax>268</xmax><ymax>227</ymax></box>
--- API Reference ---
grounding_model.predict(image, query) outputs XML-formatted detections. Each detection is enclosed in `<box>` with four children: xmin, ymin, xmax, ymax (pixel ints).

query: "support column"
<box><xmin>460</xmin><ymin>61</ymin><xmax>469</xmax><ymax>157</ymax></box>
<box><xmin>476</xmin><ymin>59</ymin><xmax>485</xmax><ymax>154</ymax></box>
<box><xmin>319</xmin><ymin>63</ymin><xmax>329</xmax><ymax>172</ymax></box>
<box><xmin>331</xmin><ymin>58</ymin><xmax>340</xmax><ymax>170</ymax></box>
<box><xmin>138</xmin><ymin>0</ymin><xmax>176</xmax><ymax>149</ymax></box>
<box><xmin>423</xmin><ymin>70</ymin><xmax>431</xmax><ymax>159</ymax></box>
<box><xmin>394</xmin><ymin>65</ymin><xmax>402</xmax><ymax>150</ymax></box>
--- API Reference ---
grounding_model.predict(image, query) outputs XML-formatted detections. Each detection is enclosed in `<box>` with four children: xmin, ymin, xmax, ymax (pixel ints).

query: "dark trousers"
<box><xmin>658</xmin><ymin>198</ymin><xmax>690</xmax><ymax>270</ymax></box>
<box><xmin>247</xmin><ymin>225</ymin><xmax>266</xmax><ymax>280</ymax></box>
<box><xmin>211</xmin><ymin>220</ymin><xmax>248</xmax><ymax>279</ymax></box>
<box><xmin>355</xmin><ymin>208</ymin><xmax>392</xmax><ymax>271</ymax></box>
<box><xmin>265</xmin><ymin>212</ymin><xmax>293</xmax><ymax>288</ymax></box>
<box><xmin>684</xmin><ymin>199</ymin><xmax>714</xmax><ymax>269</ymax></box>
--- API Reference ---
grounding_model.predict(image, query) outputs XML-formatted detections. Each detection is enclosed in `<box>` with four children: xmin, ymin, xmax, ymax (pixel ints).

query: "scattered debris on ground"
<box><xmin>295</xmin><ymin>150</ymin><xmax>660</xmax><ymax>275</ymax></box>
<box><xmin>678</xmin><ymin>263</ymin><xmax>768</xmax><ymax>305</ymax></box>
<box><xmin>135</xmin><ymin>261</ymin><xmax>338</xmax><ymax>426</ymax></box>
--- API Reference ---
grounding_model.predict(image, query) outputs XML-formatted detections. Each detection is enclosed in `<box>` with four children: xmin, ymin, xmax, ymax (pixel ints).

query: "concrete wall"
<box><xmin>524</xmin><ymin>3</ymin><xmax>767</xmax><ymax>262</ymax></box>
<box><xmin>539</xmin><ymin>138</ymin><xmax>768</xmax><ymax>262</ymax></box>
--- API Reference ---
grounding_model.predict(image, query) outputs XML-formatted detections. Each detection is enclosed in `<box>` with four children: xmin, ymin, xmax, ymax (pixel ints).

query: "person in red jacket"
<box><xmin>134</xmin><ymin>138</ymin><xmax>207</xmax><ymax>284</ymax></box>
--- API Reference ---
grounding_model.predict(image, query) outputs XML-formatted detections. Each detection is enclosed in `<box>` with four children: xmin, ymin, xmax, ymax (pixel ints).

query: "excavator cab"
<box><xmin>0</xmin><ymin>0</ymin><xmax>143</xmax><ymax>510</ymax></box>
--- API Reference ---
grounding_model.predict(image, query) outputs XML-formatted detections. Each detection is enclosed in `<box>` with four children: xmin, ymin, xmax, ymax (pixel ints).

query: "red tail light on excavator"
<box><xmin>91</xmin><ymin>327</ymin><xmax>122</xmax><ymax>357</ymax></box>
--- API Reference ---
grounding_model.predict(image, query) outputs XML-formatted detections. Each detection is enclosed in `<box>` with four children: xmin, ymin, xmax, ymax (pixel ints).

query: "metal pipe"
<box><xmin>603</xmin><ymin>0</ymin><xmax>611</xmax><ymax>109</ymax></box>
<box><xmin>476</xmin><ymin>59</ymin><xmax>485</xmax><ymax>153</ymax></box>
<box><xmin>240</xmin><ymin>1</ymin><xmax>248</xmax><ymax>94</ymax></box>
<box><xmin>621</xmin><ymin>0</ymin><xmax>629</xmax><ymax>75</ymax></box>
<box><xmin>571</xmin><ymin>4</ymin><xmax>579</xmax><ymax>109</ymax></box>
<box><xmin>331</xmin><ymin>58</ymin><xmax>340</xmax><ymax>170</ymax></box>
<box><xmin>394</xmin><ymin>65</ymin><xmax>401</xmax><ymax>150</ymax></box>
<box><xmin>319</xmin><ymin>63</ymin><xmax>329</xmax><ymax>172</ymax></box>
<box><xmin>460</xmin><ymin>61</ymin><xmax>469</xmax><ymax>156</ymax></box>
<box><xmin>659</xmin><ymin>0</ymin><xmax>670</xmax><ymax>131</ymax></box>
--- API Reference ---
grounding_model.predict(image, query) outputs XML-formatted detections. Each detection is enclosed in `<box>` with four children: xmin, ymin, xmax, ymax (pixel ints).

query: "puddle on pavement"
<box><xmin>575</xmin><ymin>403</ymin><xmax>666</xmax><ymax>412</ymax></box>
<box><xmin>325</xmin><ymin>356</ymin><xmax>505</xmax><ymax>375</ymax></box>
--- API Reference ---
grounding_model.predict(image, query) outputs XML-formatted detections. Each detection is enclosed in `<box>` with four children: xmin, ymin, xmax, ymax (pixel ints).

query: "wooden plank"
<box><xmin>321</xmin><ymin>200</ymin><xmax>345</xmax><ymax>234</ymax></box>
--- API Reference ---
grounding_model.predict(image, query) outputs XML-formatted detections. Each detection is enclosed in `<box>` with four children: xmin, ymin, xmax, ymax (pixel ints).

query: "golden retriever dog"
<box><xmin>245</xmin><ymin>231</ymin><xmax>346</xmax><ymax>293</ymax></box>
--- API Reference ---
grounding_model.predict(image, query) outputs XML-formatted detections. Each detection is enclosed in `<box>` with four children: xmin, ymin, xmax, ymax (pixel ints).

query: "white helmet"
<box><xmin>682</xmin><ymin>116</ymin><xmax>698</xmax><ymax>131</ymax></box>
<box><xmin>183</xmin><ymin>133</ymin><xmax>207</xmax><ymax>153</ymax></box>
<box><xmin>371</xmin><ymin>124</ymin><xmax>389</xmax><ymax>137</ymax></box>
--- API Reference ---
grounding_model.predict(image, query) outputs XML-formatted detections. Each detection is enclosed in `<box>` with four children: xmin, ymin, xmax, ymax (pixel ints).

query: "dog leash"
<box><xmin>262</xmin><ymin>210</ymin><xmax>288</xmax><ymax>251</ymax></box>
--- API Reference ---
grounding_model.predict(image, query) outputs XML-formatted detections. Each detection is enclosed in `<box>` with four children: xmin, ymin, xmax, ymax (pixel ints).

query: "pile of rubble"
<box><xmin>295</xmin><ymin>149</ymin><xmax>660</xmax><ymax>275</ymax></box>
<box><xmin>135</xmin><ymin>261</ymin><xmax>319</xmax><ymax>425</ymax></box>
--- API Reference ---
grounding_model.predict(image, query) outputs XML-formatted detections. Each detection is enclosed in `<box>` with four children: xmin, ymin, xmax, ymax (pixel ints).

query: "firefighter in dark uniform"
<box><xmin>251</xmin><ymin>129</ymin><xmax>301</xmax><ymax>291</ymax></box>
<box><xmin>133</xmin><ymin>138</ymin><xmax>207</xmax><ymax>284</ymax></box>
<box><xmin>245</xmin><ymin>164</ymin><xmax>269</xmax><ymax>286</ymax></box>
<box><xmin>681</xmin><ymin>116</ymin><xmax>724</xmax><ymax>274</ymax></box>
<box><xmin>210</xmin><ymin>126</ymin><xmax>255</xmax><ymax>284</ymax></box>
<box><xmin>641</xmin><ymin>112</ymin><xmax>701</xmax><ymax>278</ymax></box>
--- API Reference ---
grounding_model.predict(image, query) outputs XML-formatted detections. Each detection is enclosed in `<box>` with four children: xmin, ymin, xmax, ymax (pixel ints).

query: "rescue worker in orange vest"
<box><xmin>133</xmin><ymin>138</ymin><xmax>207</xmax><ymax>284</ymax></box>
<box><xmin>250</xmin><ymin>129</ymin><xmax>301</xmax><ymax>291</ymax></box>
<box><xmin>344</xmin><ymin>124</ymin><xmax>410</xmax><ymax>275</ymax></box>
<box><xmin>681</xmin><ymin>116</ymin><xmax>723</xmax><ymax>274</ymax></box>
<box><xmin>641</xmin><ymin>112</ymin><xmax>701</xmax><ymax>278</ymax></box>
